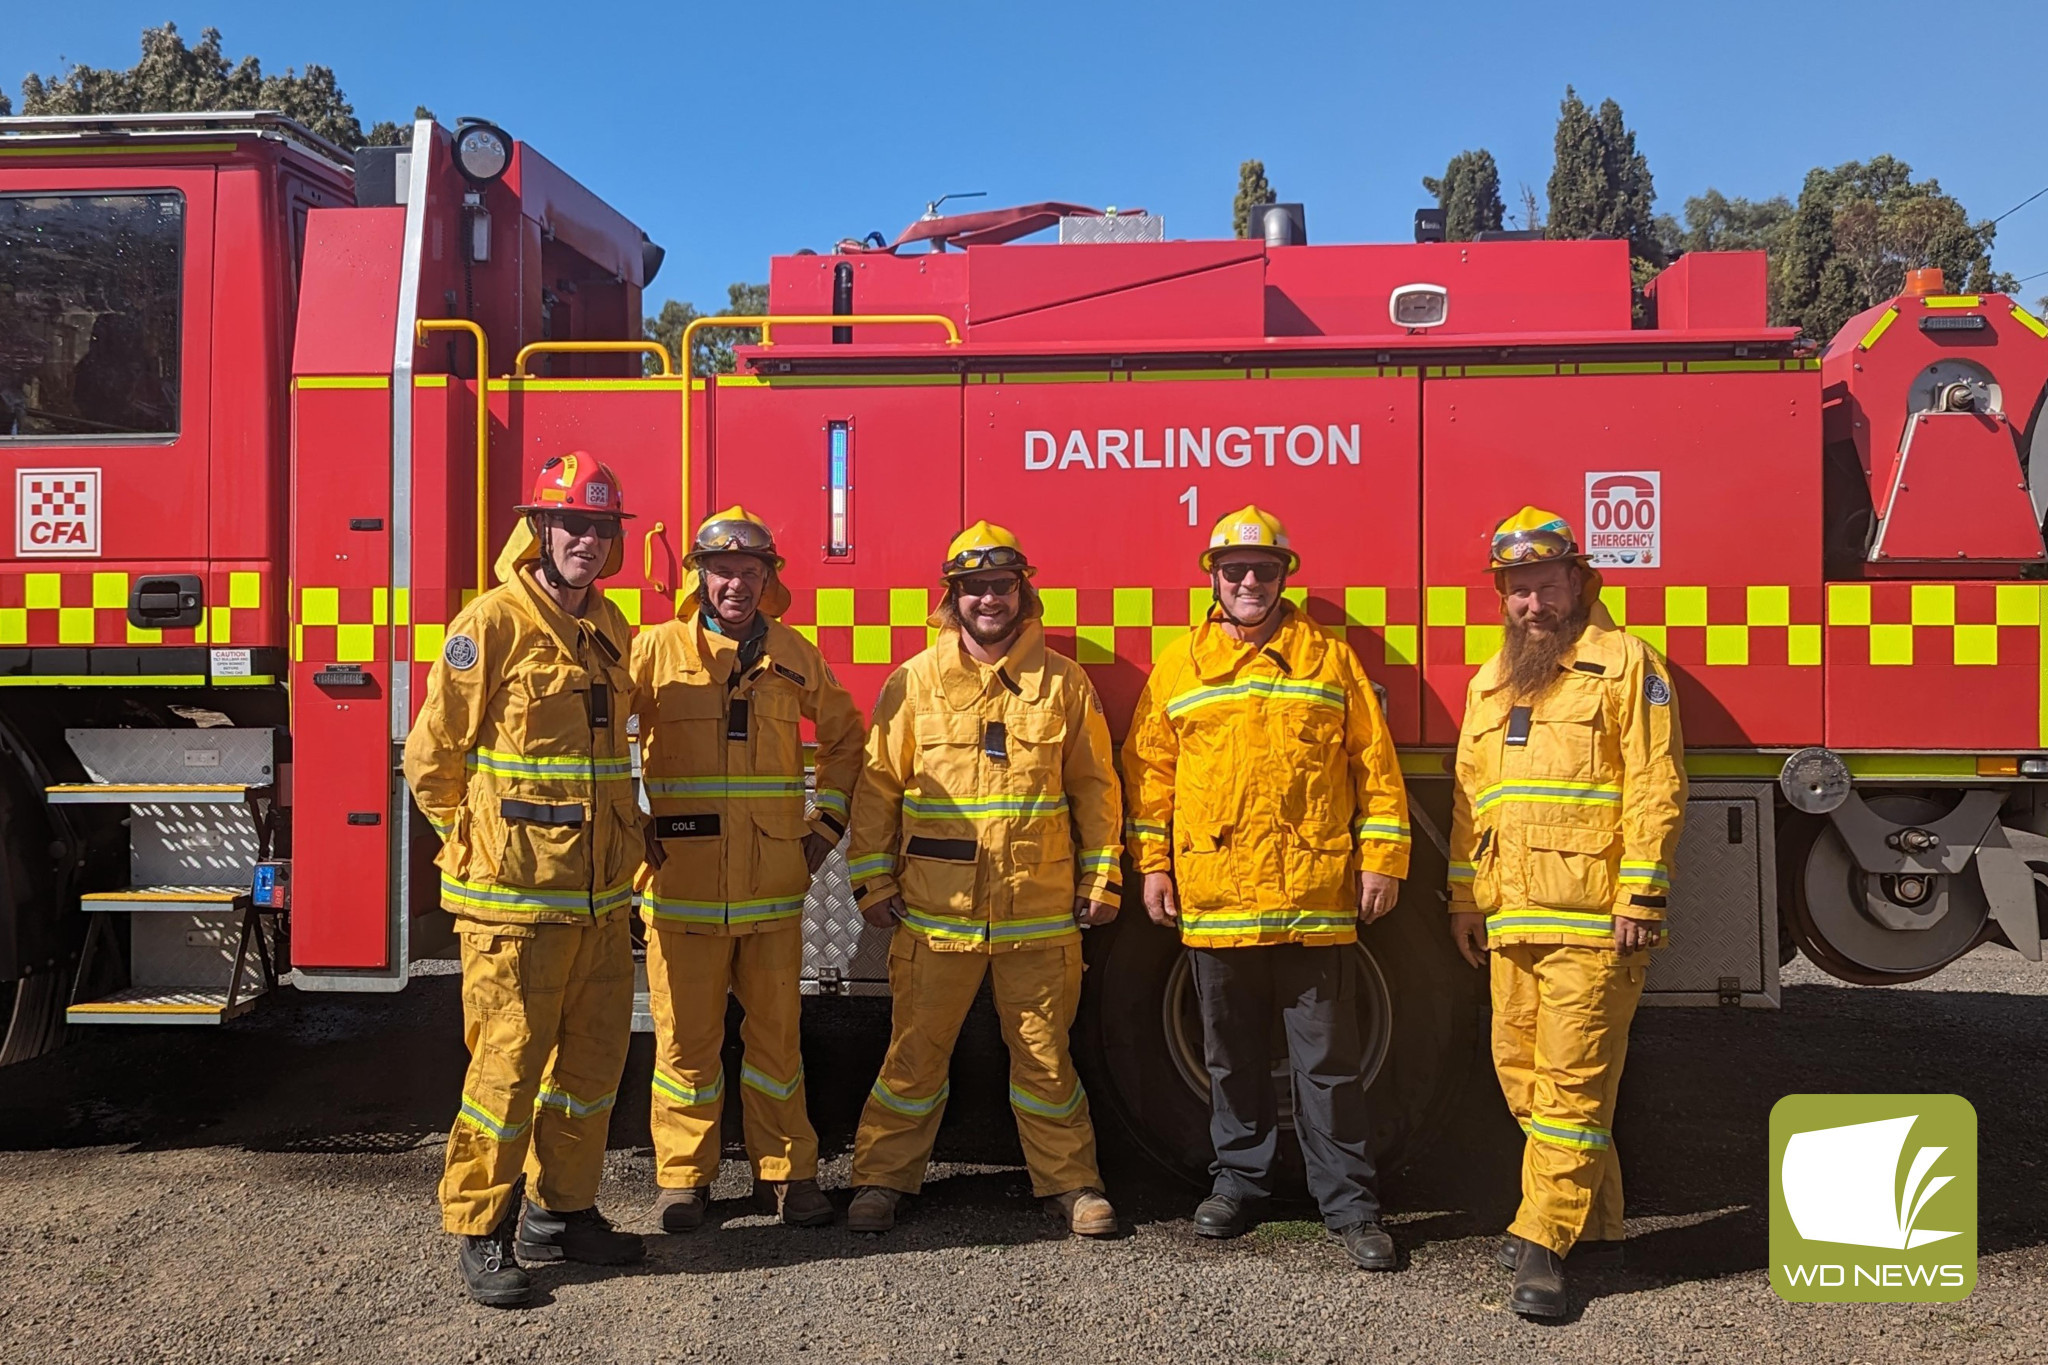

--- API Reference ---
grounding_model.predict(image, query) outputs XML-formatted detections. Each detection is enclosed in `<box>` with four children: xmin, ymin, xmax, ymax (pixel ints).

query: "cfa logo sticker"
<box><xmin>1770</xmin><ymin>1093</ymin><xmax>1976</xmax><ymax>1302</ymax></box>
<box><xmin>17</xmin><ymin>468</ymin><xmax>101</xmax><ymax>557</ymax></box>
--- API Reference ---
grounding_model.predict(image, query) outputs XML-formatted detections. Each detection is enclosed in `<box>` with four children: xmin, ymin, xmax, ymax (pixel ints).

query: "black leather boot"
<box><xmin>1193</xmin><ymin>1193</ymin><xmax>1253</xmax><ymax>1238</ymax></box>
<box><xmin>1511</xmin><ymin>1241</ymin><xmax>1569</xmax><ymax>1318</ymax></box>
<box><xmin>459</xmin><ymin>1204</ymin><xmax>532</xmax><ymax>1308</ymax></box>
<box><xmin>1337</xmin><ymin>1220</ymin><xmax>1397</xmax><ymax>1271</ymax></box>
<box><xmin>516</xmin><ymin>1200</ymin><xmax>646</xmax><ymax>1265</ymax></box>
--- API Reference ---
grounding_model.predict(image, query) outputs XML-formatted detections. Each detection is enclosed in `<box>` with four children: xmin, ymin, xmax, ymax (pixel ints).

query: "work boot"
<box><xmin>458</xmin><ymin>1204</ymin><xmax>532</xmax><ymax>1309</ymax></box>
<box><xmin>1337</xmin><ymin>1220</ymin><xmax>1397</xmax><ymax>1271</ymax></box>
<box><xmin>755</xmin><ymin>1178</ymin><xmax>834</xmax><ymax>1228</ymax></box>
<box><xmin>1193</xmin><ymin>1193</ymin><xmax>1253</xmax><ymax>1239</ymax></box>
<box><xmin>1499</xmin><ymin>1232</ymin><xmax>1624</xmax><ymax>1272</ymax></box>
<box><xmin>1497</xmin><ymin>1232</ymin><xmax>1525</xmax><ymax>1272</ymax></box>
<box><xmin>1048</xmin><ymin>1188</ymin><xmax>1118</xmax><ymax>1237</ymax></box>
<box><xmin>516</xmin><ymin>1200</ymin><xmax>646</xmax><ymax>1266</ymax></box>
<box><xmin>846</xmin><ymin>1186</ymin><xmax>903</xmax><ymax>1235</ymax></box>
<box><xmin>1511</xmin><ymin>1241</ymin><xmax>1570</xmax><ymax>1319</ymax></box>
<box><xmin>655</xmin><ymin>1185</ymin><xmax>712</xmax><ymax>1234</ymax></box>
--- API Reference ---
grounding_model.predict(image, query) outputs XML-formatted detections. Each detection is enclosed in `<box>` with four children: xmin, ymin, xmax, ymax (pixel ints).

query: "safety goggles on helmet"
<box><xmin>944</xmin><ymin>544</ymin><xmax>1029</xmax><ymax>576</ymax></box>
<box><xmin>694</xmin><ymin>517</ymin><xmax>777</xmax><ymax>557</ymax></box>
<box><xmin>1489</xmin><ymin>527</ymin><xmax>1578</xmax><ymax>568</ymax></box>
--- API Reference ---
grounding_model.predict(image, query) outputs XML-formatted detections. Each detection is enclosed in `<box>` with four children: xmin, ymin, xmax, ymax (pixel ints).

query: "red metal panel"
<box><xmin>966</xmin><ymin>258</ymin><xmax>1268</xmax><ymax>346</ymax></box>
<box><xmin>711</xmin><ymin>379</ymin><xmax>966</xmax><ymax>709</ymax></box>
<box><xmin>1420</xmin><ymin>369</ymin><xmax>1823</xmax><ymax>748</ymax></box>
<box><xmin>291</xmin><ymin>208</ymin><xmax>404</xmax><ymax>375</ymax></box>
<box><xmin>207</xmin><ymin>162</ymin><xmax>286</xmax><ymax>645</ymax></box>
<box><xmin>962</xmin><ymin>373</ymin><xmax>1422</xmax><ymax>740</ymax></box>
<box><xmin>1869</xmin><ymin>412</ymin><xmax>2044</xmax><ymax>562</ymax></box>
<box><xmin>1263</xmin><ymin>240</ymin><xmax>1632</xmax><ymax>338</ymax></box>
<box><xmin>966</xmin><ymin>241</ymin><xmax>1264</xmax><ymax>327</ymax></box>
<box><xmin>287</xmin><ymin>384</ymin><xmax>392</xmax><ymax>969</ymax></box>
<box><xmin>1826</xmin><ymin>582</ymin><xmax>2042</xmax><ymax>750</ymax></box>
<box><xmin>767</xmin><ymin>252</ymin><xmax>969</xmax><ymax>348</ymax></box>
<box><xmin>1645</xmin><ymin>252</ymin><xmax>1767</xmax><ymax>331</ymax></box>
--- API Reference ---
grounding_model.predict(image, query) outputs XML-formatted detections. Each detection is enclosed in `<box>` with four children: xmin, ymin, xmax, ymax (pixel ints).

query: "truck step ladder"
<box><xmin>55</xmin><ymin>729</ymin><xmax>281</xmax><ymax>1026</ymax></box>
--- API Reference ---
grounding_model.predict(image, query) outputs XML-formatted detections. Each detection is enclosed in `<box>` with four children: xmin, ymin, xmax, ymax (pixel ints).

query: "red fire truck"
<box><xmin>2</xmin><ymin>113</ymin><xmax>2043</xmax><ymax>1178</ymax></box>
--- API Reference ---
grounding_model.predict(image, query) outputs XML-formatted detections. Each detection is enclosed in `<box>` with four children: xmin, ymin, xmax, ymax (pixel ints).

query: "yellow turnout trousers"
<box><xmin>1490</xmin><ymin>942</ymin><xmax>1646</xmax><ymax>1255</ymax></box>
<box><xmin>441</xmin><ymin>913</ymin><xmax>634</xmax><ymax>1234</ymax></box>
<box><xmin>646</xmin><ymin>924</ymin><xmax>818</xmax><ymax>1187</ymax></box>
<box><xmin>852</xmin><ymin>929</ymin><xmax>1099</xmax><ymax>1198</ymax></box>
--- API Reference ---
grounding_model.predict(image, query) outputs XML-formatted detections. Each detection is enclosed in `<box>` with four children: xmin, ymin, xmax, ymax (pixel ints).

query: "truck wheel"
<box><xmin>1079</xmin><ymin>881</ymin><xmax>1483</xmax><ymax>1191</ymax></box>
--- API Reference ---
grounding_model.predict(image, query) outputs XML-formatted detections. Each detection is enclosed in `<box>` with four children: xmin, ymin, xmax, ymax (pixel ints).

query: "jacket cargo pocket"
<box><xmin>1173</xmin><ymin>823</ymin><xmax>1234</xmax><ymax>912</ymax></box>
<box><xmin>1520</xmin><ymin>821</ymin><xmax>1618</xmax><ymax>911</ymax></box>
<box><xmin>1471</xmin><ymin>826</ymin><xmax>1502</xmax><ymax>911</ymax></box>
<box><xmin>1285</xmin><ymin>825</ymin><xmax>1355</xmax><ymax>911</ymax></box>
<box><xmin>751</xmin><ymin>802</ymin><xmax>815</xmax><ymax>903</ymax></box>
<box><xmin>496</xmin><ymin>799</ymin><xmax>593</xmax><ymax>891</ymax></box>
<box><xmin>599</xmin><ymin>795</ymin><xmax>642</xmax><ymax>888</ymax></box>
<box><xmin>900</xmin><ymin>843</ymin><xmax>980</xmax><ymax>918</ymax></box>
<box><xmin>649</xmin><ymin>810</ymin><xmax>725</xmax><ymax>907</ymax></box>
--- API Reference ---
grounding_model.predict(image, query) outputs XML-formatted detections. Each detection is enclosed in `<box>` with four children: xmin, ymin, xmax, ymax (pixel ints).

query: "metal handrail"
<box><xmin>415</xmin><ymin>320</ymin><xmax>491</xmax><ymax>593</ymax></box>
<box><xmin>675</xmin><ymin>313</ymin><xmax>961</xmax><ymax>538</ymax></box>
<box><xmin>511</xmin><ymin>340</ymin><xmax>675</xmax><ymax>378</ymax></box>
<box><xmin>642</xmin><ymin>522</ymin><xmax>669</xmax><ymax>596</ymax></box>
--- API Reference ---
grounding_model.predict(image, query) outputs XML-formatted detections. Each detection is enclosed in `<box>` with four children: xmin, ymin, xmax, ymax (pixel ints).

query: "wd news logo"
<box><xmin>1770</xmin><ymin>1094</ymin><xmax>1976</xmax><ymax>1302</ymax></box>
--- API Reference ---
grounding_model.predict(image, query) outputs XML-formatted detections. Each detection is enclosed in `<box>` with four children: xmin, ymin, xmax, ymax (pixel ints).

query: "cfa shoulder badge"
<box><xmin>1645</xmin><ymin>672</ymin><xmax>1671</xmax><ymax>706</ymax></box>
<box><xmin>443</xmin><ymin>634</ymin><xmax>479</xmax><ymax>671</ymax></box>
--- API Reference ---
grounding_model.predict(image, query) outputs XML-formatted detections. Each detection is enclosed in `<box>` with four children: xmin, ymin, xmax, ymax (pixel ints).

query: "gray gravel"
<box><xmin>1</xmin><ymin>942</ymin><xmax>2042</xmax><ymax>1364</ymax></box>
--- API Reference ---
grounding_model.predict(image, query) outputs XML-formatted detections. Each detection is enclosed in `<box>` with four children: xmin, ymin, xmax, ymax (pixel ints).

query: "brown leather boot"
<box><xmin>755</xmin><ymin>1178</ymin><xmax>834</xmax><ymax>1227</ymax></box>
<box><xmin>1049</xmin><ymin>1188</ymin><xmax>1118</xmax><ymax>1237</ymax></box>
<box><xmin>1511</xmin><ymin>1241</ymin><xmax>1569</xmax><ymax>1318</ymax></box>
<box><xmin>654</xmin><ymin>1185</ymin><xmax>712</xmax><ymax>1234</ymax></box>
<box><xmin>846</xmin><ymin>1186</ymin><xmax>904</xmax><ymax>1234</ymax></box>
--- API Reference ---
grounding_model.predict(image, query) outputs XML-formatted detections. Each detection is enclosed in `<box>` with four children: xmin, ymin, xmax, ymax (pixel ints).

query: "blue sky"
<box><xmin>12</xmin><ymin>2</ymin><xmax>2048</xmax><ymax>315</ymax></box>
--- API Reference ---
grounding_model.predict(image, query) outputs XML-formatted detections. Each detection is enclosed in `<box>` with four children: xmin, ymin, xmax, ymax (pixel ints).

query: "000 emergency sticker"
<box><xmin>443</xmin><ymin>634</ymin><xmax>479</xmax><ymax>670</ymax></box>
<box><xmin>1585</xmin><ymin>471</ymin><xmax>1660</xmax><ymax>569</ymax></box>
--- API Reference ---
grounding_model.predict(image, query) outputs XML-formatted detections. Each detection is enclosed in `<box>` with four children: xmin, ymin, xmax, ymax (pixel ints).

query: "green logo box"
<box><xmin>1769</xmin><ymin>1093</ymin><xmax>1976</xmax><ymax>1303</ymax></box>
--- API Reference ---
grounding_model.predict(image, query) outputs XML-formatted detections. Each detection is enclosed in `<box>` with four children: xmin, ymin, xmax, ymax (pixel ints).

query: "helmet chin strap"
<box><xmin>1212</xmin><ymin>571</ymin><xmax>1286</xmax><ymax>629</ymax></box>
<box><xmin>532</xmin><ymin>513</ymin><xmax>574</xmax><ymax>591</ymax></box>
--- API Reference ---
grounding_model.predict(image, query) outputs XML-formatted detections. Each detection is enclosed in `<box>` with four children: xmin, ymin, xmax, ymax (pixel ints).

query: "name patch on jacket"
<box><xmin>773</xmin><ymin>663</ymin><xmax>806</xmax><ymax>687</ymax></box>
<box><xmin>1645</xmin><ymin>674</ymin><xmax>1671</xmax><ymax>706</ymax></box>
<box><xmin>655</xmin><ymin>814</ymin><xmax>721</xmax><ymax>839</ymax></box>
<box><xmin>501</xmin><ymin>799</ymin><xmax>583</xmax><ymax>827</ymax></box>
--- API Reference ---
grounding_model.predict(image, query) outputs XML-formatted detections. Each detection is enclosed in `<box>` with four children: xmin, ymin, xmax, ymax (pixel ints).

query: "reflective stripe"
<box><xmin>741</xmin><ymin>1062</ymin><xmax>805</xmax><ymax>1101</ymax></box>
<box><xmin>441</xmin><ymin>875</ymin><xmax>633</xmax><ymax>917</ymax></box>
<box><xmin>640</xmin><ymin>892</ymin><xmax>805</xmax><ymax>927</ymax></box>
<box><xmin>536</xmin><ymin>1082</ymin><xmax>617</xmax><ymax>1119</ymax></box>
<box><xmin>1009</xmin><ymin>1080</ymin><xmax>1086</xmax><ymax>1120</ymax></box>
<box><xmin>1527</xmin><ymin>1116</ymin><xmax>1612</xmax><ymax>1150</ymax></box>
<box><xmin>869</xmin><ymin>1077</ymin><xmax>949</xmax><ymax>1118</ymax></box>
<box><xmin>1180</xmin><ymin>911</ymin><xmax>1358</xmax><ymax>939</ymax></box>
<box><xmin>812</xmin><ymin>788</ymin><xmax>850</xmax><ymax>819</ymax></box>
<box><xmin>1486</xmin><ymin>909</ymin><xmax>1614</xmax><ymax>937</ymax></box>
<box><xmin>467</xmin><ymin>748</ymin><xmax>632</xmax><ymax>783</ymax></box>
<box><xmin>653</xmin><ymin>1064</ymin><xmax>724</xmax><ymax>1108</ymax></box>
<box><xmin>1858</xmin><ymin>306</ymin><xmax>1900</xmax><ymax>350</ymax></box>
<box><xmin>1124</xmin><ymin>818</ymin><xmax>1169</xmax><ymax>843</ymax></box>
<box><xmin>426</xmin><ymin>813</ymin><xmax>454</xmax><ymax>838</ymax></box>
<box><xmin>643</xmin><ymin>775</ymin><xmax>804</xmax><ymax>799</ymax></box>
<box><xmin>457</xmin><ymin>1093</ymin><xmax>530</xmax><ymax>1141</ymax></box>
<box><xmin>1165</xmin><ymin>676</ymin><xmax>1345</xmax><ymax>720</ymax></box>
<box><xmin>902</xmin><ymin>792</ymin><xmax>1069</xmax><ymax>820</ymax></box>
<box><xmin>899</xmin><ymin>906</ymin><xmax>1078</xmax><ymax>945</ymax></box>
<box><xmin>1351</xmin><ymin>817</ymin><xmax>1410</xmax><ymax>843</ymax></box>
<box><xmin>1077</xmin><ymin>847</ymin><xmax>1119</xmax><ymax>877</ymax></box>
<box><xmin>1472</xmin><ymin>780</ymin><xmax>1621</xmax><ymax>815</ymax></box>
<box><xmin>848</xmin><ymin>852</ymin><xmax>896</xmax><ymax>883</ymax></box>
<box><xmin>1447</xmin><ymin>861</ymin><xmax>1477</xmax><ymax>883</ymax></box>
<box><xmin>1618</xmin><ymin>861</ymin><xmax>1670</xmax><ymax>888</ymax></box>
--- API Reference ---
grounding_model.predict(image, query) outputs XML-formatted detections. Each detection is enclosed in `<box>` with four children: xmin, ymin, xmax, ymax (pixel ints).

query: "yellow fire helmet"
<box><xmin>687</xmin><ymin>505</ymin><xmax>784</xmax><ymax>570</ymax></box>
<box><xmin>942</xmin><ymin>520</ymin><xmax>1036</xmax><ymax>579</ymax></box>
<box><xmin>1200</xmin><ymin>504</ymin><xmax>1300</xmax><ymax>573</ymax></box>
<box><xmin>1487</xmin><ymin>506</ymin><xmax>1590</xmax><ymax>572</ymax></box>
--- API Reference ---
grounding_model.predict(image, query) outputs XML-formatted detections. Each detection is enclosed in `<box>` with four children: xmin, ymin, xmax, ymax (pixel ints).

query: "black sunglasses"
<box><xmin>1217</xmin><ymin>560</ymin><xmax>1283</xmax><ymax>584</ymax></box>
<box><xmin>553</xmin><ymin>513</ymin><xmax>619</xmax><ymax>540</ymax></box>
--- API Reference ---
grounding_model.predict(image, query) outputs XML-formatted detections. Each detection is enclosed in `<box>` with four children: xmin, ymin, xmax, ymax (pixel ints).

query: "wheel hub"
<box><xmin>1798</xmin><ymin>794</ymin><xmax>1989</xmax><ymax>979</ymax></box>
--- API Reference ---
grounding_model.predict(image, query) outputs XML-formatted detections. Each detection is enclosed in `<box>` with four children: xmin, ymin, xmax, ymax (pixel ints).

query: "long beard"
<box><xmin>1501</xmin><ymin>605</ymin><xmax>1589</xmax><ymax>699</ymax></box>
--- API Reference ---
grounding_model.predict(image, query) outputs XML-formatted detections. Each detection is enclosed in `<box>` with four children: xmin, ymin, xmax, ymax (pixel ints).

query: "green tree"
<box><xmin>1678</xmin><ymin>189</ymin><xmax>1794</xmax><ymax>255</ymax></box>
<box><xmin>1546</xmin><ymin>87</ymin><xmax>1660</xmax><ymax>264</ymax></box>
<box><xmin>1232</xmin><ymin>159</ymin><xmax>1276</xmax><ymax>239</ymax></box>
<box><xmin>18</xmin><ymin>22</ymin><xmax>416</xmax><ymax>149</ymax></box>
<box><xmin>644</xmin><ymin>282</ymin><xmax>770</xmax><ymax>377</ymax></box>
<box><xmin>1422</xmin><ymin>150</ymin><xmax>1504</xmax><ymax>241</ymax></box>
<box><xmin>0</xmin><ymin>91</ymin><xmax>12</xmax><ymax>116</ymax></box>
<box><xmin>365</xmin><ymin>106</ymin><xmax>437</xmax><ymax>147</ymax></box>
<box><xmin>1774</xmin><ymin>156</ymin><xmax>2012</xmax><ymax>343</ymax></box>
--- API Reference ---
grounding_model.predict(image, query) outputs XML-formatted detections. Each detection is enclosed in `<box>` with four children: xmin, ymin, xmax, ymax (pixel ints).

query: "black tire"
<box><xmin>1078</xmin><ymin>796</ymin><xmax>1484</xmax><ymax>1190</ymax></box>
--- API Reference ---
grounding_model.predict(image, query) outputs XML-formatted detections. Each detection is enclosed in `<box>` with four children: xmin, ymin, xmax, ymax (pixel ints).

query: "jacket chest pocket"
<box><xmin>746</xmin><ymin>676</ymin><xmax>805</xmax><ymax>778</ymax></box>
<box><xmin>1525</xmin><ymin>686</ymin><xmax>1606</xmax><ymax>780</ymax></box>
<box><xmin>1000</xmin><ymin>706</ymin><xmax>1066</xmax><ymax>793</ymax></box>
<box><xmin>1279</xmin><ymin>700</ymin><xmax>1347</xmax><ymax>832</ymax></box>
<box><xmin>513</xmin><ymin>663</ymin><xmax>590</xmax><ymax>750</ymax></box>
<box><xmin>650</xmin><ymin>675</ymin><xmax>726</xmax><ymax>775</ymax></box>
<box><xmin>1519</xmin><ymin>821</ymin><xmax>1618</xmax><ymax>911</ymax></box>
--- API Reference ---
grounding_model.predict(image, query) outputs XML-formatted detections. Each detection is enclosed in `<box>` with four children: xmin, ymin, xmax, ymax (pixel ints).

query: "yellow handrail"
<box><xmin>414</xmin><ymin>319</ymin><xmax>490</xmax><ymax>595</ymax></box>
<box><xmin>512</xmin><ymin>340</ymin><xmax>676</xmax><ymax>377</ymax></box>
<box><xmin>642</xmin><ymin>521</ymin><xmax>668</xmax><ymax>596</ymax></box>
<box><xmin>675</xmin><ymin>313</ymin><xmax>961</xmax><ymax>543</ymax></box>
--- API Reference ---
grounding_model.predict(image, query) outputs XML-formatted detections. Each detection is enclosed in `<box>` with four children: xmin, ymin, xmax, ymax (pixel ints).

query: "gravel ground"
<box><xmin>0</xmin><ymin>941</ymin><xmax>2042</xmax><ymax>1364</ymax></box>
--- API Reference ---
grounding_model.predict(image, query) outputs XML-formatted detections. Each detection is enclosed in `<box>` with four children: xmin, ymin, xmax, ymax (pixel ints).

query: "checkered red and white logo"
<box><xmin>17</xmin><ymin>469</ymin><xmax>101</xmax><ymax>557</ymax></box>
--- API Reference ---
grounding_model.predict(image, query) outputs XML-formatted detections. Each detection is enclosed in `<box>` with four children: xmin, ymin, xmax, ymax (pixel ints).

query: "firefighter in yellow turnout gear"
<box><xmin>1448</xmin><ymin>507</ymin><xmax>1685</xmax><ymax>1318</ymax></box>
<box><xmin>844</xmin><ymin>523</ymin><xmax>1124</xmax><ymax>1237</ymax></box>
<box><xmin>403</xmin><ymin>453</ymin><xmax>647</xmax><ymax>1309</ymax></box>
<box><xmin>630</xmin><ymin>507</ymin><xmax>865</xmax><ymax>1232</ymax></box>
<box><xmin>1124</xmin><ymin>505</ymin><xmax>1411</xmax><ymax>1271</ymax></box>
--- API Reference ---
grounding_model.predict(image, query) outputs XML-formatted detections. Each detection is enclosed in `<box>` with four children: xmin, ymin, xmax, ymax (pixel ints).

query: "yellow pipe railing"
<box><xmin>642</xmin><ymin>521</ymin><xmax>668</xmax><ymax>596</ymax></box>
<box><xmin>675</xmin><ymin>313</ymin><xmax>961</xmax><ymax>546</ymax></box>
<box><xmin>414</xmin><ymin>319</ymin><xmax>490</xmax><ymax>594</ymax></box>
<box><xmin>512</xmin><ymin>340</ymin><xmax>675</xmax><ymax>377</ymax></box>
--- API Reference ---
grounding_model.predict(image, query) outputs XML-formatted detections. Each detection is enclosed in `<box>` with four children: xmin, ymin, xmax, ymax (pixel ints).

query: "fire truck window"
<box><xmin>0</xmin><ymin>193</ymin><xmax>183</xmax><ymax>440</ymax></box>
